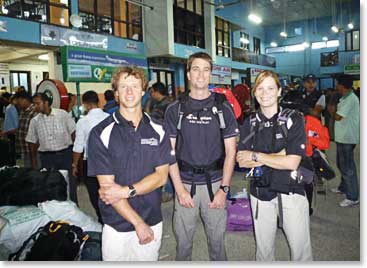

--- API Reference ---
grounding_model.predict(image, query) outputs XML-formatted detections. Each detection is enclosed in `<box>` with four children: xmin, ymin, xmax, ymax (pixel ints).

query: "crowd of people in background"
<box><xmin>0</xmin><ymin>51</ymin><xmax>360</xmax><ymax>261</ymax></box>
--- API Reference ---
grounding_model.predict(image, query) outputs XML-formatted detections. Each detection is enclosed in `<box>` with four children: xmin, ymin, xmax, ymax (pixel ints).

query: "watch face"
<box><xmin>129</xmin><ymin>188</ymin><xmax>137</xmax><ymax>198</ymax></box>
<box><xmin>221</xmin><ymin>186</ymin><xmax>229</xmax><ymax>193</ymax></box>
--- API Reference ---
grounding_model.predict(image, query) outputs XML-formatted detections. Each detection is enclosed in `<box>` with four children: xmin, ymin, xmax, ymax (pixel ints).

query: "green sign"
<box><xmin>61</xmin><ymin>46</ymin><xmax>148</xmax><ymax>83</ymax></box>
<box><xmin>344</xmin><ymin>64</ymin><xmax>360</xmax><ymax>75</ymax></box>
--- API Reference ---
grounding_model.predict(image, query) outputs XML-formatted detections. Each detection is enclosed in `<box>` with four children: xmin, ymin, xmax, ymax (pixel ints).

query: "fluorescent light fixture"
<box><xmin>348</xmin><ymin>23</ymin><xmax>354</xmax><ymax>29</ymax></box>
<box><xmin>280</xmin><ymin>31</ymin><xmax>287</xmax><ymax>38</ymax></box>
<box><xmin>303</xmin><ymin>42</ymin><xmax>310</xmax><ymax>48</ymax></box>
<box><xmin>286</xmin><ymin>44</ymin><xmax>305</xmax><ymax>52</ymax></box>
<box><xmin>312</xmin><ymin>42</ymin><xmax>326</xmax><ymax>49</ymax></box>
<box><xmin>322</xmin><ymin>36</ymin><xmax>328</xmax><ymax>41</ymax></box>
<box><xmin>331</xmin><ymin>25</ymin><xmax>339</xmax><ymax>32</ymax></box>
<box><xmin>270</xmin><ymin>42</ymin><xmax>278</xmax><ymax>47</ymax></box>
<box><xmin>327</xmin><ymin>40</ymin><xmax>339</xmax><ymax>48</ymax></box>
<box><xmin>248</xmin><ymin>13</ymin><xmax>262</xmax><ymax>24</ymax></box>
<box><xmin>38</xmin><ymin>54</ymin><xmax>49</xmax><ymax>61</ymax></box>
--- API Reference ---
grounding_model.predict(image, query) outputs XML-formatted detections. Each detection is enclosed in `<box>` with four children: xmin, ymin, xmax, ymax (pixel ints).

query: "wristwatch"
<box><xmin>127</xmin><ymin>185</ymin><xmax>137</xmax><ymax>198</ymax></box>
<box><xmin>219</xmin><ymin>185</ymin><xmax>230</xmax><ymax>193</ymax></box>
<box><xmin>252</xmin><ymin>152</ymin><xmax>259</xmax><ymax>162</ymax></box>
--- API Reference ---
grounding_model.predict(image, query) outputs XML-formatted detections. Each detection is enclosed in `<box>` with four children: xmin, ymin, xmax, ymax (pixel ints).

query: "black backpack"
<box><xmin>0</xmin><ymin>168</ymin><xmax>67</xmax><ymax>206</ymax></box>
<box><xmin>9</xmin><ymin>221</ymin><xmax>89</xmax><ymax>261</ymax></box>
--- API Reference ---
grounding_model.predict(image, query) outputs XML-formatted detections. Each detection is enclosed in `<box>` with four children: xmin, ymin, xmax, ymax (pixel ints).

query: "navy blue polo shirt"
<box><xmin>238</xmin><ymin>110</ymin><xmax>306</xmax><ymax>201</ymax></box>
<box><xmin>164</xmin><ymin>93</ymin><xmax>239</xmax><ymax>185</ymax></box>
<box><xmin>87</xmin><ymin>112</ymin><xmax>175</xmax><ymax>232</ymax></box>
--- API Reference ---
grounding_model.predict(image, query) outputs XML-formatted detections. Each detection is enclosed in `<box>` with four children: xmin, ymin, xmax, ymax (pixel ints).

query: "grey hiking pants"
<box><xmin>173</xmin><ymin>180</ymin><xmax>227</xmax><ymax>261</ymax></box>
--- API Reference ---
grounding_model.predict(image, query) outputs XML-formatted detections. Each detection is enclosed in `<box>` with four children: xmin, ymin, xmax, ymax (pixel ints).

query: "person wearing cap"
<box><xmin>164</xmin><ymin>52</ymin><xmax>238</xmax><ymax>261</ymax></box>
<box><xmin>302</xmin><ymin>74</ymin><xmax>325</xmax><ymax>118</ymax></box>
<box><xmin>87</xmin><ymin>66</ymin><xmax>174</xmax><ymax>261</ymax></box>
<box><xmin>301</xmin><ymin>74</ymin><xmax>326</xmax><ymax>211</ymax></box>
<box><xmin>328</xmin><ymin>75</ymin><xmax>359</xmax><ymax>207</ymax></box>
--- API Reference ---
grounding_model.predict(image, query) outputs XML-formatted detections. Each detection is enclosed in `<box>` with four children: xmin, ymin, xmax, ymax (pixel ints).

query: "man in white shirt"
<box><xmin>72</xmin><ymin>90</ymin><xmax>109</xmax><ymax>223</ymax></box>
<box><xmin>26</xmin><ymin>93</ymin><xmax>77</xmax><ymax>202</ymax></box>
<box><xmin>328</xmin><ymin>75</ymin><xmax>360</xmax><ymax>207</ymax></box>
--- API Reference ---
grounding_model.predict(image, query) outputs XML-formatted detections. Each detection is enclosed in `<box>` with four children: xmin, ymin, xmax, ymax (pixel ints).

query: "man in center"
<box><xmin>164</xmin><ymin>52</ymin><xmax>238</xmax><ymax>260</ymax></box>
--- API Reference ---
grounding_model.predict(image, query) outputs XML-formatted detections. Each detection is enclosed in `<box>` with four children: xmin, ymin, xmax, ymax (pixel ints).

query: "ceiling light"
<box><xmin>322</xmin><ymin>36</ymin><xmax>328</xmax><ymax>41</ymax></box>
<box><xmin>303</xmin><ymin>42</ymin><xmax>310</xmax><ymax>48</ymax></box>
<box><xmin>331</xmin><ymin>25</ymin><xmax>339</xmax><ymax>33</ymax></box>
<box><xmin>280</xmin><ymin>31</ymin><xmax>287</xmax><ymax>38</ymax></box>
<box><xmin>270</xmin><ymin>42</ymin><xmax>278</xmax><ymax>47</ymax></box>
<box><xmin>348</xmin><ymin>23</ymin><xmax>354</xmax><ymax>29</ymax></box>
<box><xmin>38</xmin><ymin>54</ymin><xmax>49</xmax><ymax>61</ymax></box>
<box><xmin>248</xmin><ymin>13</ymin><xmax>262</xmax><ymax>24</ymax></box>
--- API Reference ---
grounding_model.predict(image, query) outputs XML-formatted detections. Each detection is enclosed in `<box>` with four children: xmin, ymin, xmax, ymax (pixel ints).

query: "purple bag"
<box><xmin>226</xmin><ymin>198</ymin><xmax>253</xmax><ymax>232</ymax></box>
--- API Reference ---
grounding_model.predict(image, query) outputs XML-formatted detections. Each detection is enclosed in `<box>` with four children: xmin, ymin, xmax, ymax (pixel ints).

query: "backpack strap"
<box><xmin>240</xmin><ymin>112</ymin><xmax>260</xmax><ymax>147</ymax></box>
<box><xmin>176</xmin><ymin>92</ymin><xmax>189</xmax><ymax>131</ymax></box>
<box><xmin>277</xmin><ymin>108</ymin><xmax>295</xmax><ymax>140</ymax></box>
<box><xmin>213</xmin><ymin>92</ymin><xmax>227</xmax><ymax>129</ymax></box>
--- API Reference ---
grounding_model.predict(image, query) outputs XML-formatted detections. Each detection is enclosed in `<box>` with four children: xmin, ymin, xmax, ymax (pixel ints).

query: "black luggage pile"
<box><xmin>0</xmin><ymin>167</ymin><xmax>67</xmax><ymax>206</ymax></box>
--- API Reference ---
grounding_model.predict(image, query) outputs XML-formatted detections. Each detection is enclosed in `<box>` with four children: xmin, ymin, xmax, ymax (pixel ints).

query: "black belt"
<box><xmin>39</xmin><ymin>146</ymin><xmax>72</xmax><ymax>155</ymax></box>
<box><xmin>177</xmin><ymin>159</ymin><xmax>223</xmax><ymax>202</ymax></box>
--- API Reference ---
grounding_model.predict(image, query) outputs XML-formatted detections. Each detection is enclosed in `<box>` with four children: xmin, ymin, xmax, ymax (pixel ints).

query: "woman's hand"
<box><xmin>236</xmin><ymin>150</ymin><xmax>263</xmax><ymax>168</ymax></box>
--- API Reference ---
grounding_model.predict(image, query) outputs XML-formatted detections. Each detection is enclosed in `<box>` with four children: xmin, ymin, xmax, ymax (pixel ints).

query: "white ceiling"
<box><xmin>0</xmin><ymin>43</ymin><xmax>50</xmax><ymax>63</ymax></box>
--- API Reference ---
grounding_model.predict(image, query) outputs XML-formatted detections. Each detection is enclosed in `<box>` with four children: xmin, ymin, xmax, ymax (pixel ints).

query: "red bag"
<box><xmin>304</xmin><ymin>115</ymin><xmax>330</xmax><ymax>157</ymax></box>
<box><xmin>213</xmin><ymin>87</ymin><xmax>242</xmax><ymax>119</ymax></box>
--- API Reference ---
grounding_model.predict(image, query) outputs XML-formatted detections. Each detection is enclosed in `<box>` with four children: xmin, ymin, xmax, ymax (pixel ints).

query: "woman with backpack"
<box><xmin>236</xmin><ymin>70</ymin><xmax>313</xmax><ymax>261</ymax></box>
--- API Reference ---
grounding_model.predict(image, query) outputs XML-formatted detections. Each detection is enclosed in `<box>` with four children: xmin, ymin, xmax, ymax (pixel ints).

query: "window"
<box><xmin>10</xmin><ymin>71</ymin><xmax>31</xmax><ymax>92</ymax></box>
<box><xmin>173</xmin><ymin>0</ymin><xmax>204</xmax><ymax>48</ymax></box>
<box><xmin>345</xmin><ymin>30</ymin><xmax>360</xmax><ymax>51</ymax></box>
<box><xmin>78</xmin><ymin>0</ymin><xmax>142</xmax><ymax>40</ymax></box>
<box><xmin>266</xmin><ymin>42</ymin><xmax>315</xmax><ymax>54</ymax></box>
<box><xmin>1</xmin><ymin>0</ymin><xmax>70</xmax><ymax>27</ymax></box>
<box><xmin>216</xmin><ymin>17</ymin><xmax>230</xmax><ymax>57</ymax></box>
<box><xmin>239</xmin><ymin>31</ymin><xmax>249</xmax><ymax>50</ymax></box>
<box><xmin>174</xmin><ymin>0</ymin><xmax>203</xmax><ymax>15</ymax></box>
<box><xmin>311</xmin><ymin>40</ymin><xmax>340</xmax><ymax>49</ymax></box>
<box><xmin>253</xmin><ymin>37</ymin><xmax>261</xmax><ymax>54</ymax></box>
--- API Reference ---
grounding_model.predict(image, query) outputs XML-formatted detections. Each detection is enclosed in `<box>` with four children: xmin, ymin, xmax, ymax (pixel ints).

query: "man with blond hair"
<box><xmin>88</xmin><ymin>66</ymin><xmax>174</xmax><ymax>261</ymax></box>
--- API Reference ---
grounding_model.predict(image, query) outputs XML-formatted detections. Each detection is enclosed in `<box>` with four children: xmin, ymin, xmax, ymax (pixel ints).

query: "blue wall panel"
<box><xmin>174</xmin><ymin>43</ymin><xmax>207</xmax><ymax>58</ymax></box>
<box><xmin>108</xmin><ymin>36</ymin><xmax>145</xmax><ymax>55</ymax></box>
<box><xmin>0</xmin><ymin>16</ymin><xmax>40</xmax><ymax>44</ymax></box>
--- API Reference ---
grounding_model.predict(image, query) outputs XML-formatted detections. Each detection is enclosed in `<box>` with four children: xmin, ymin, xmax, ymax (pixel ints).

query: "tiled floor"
<box><xmin>77</xmin><ymin>142</ymin><xmax>360</xmax><ymax>261</ymax></box>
